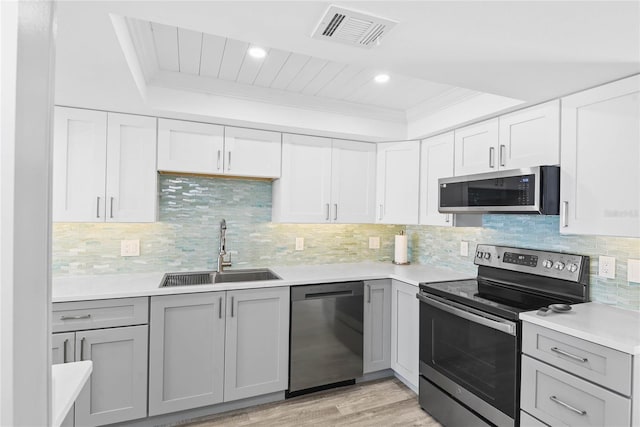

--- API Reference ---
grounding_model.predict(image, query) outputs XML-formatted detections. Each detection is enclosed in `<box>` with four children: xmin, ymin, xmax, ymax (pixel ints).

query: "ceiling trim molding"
<box><xmin>150</xmin><ymin>70</ymin><xmax>408</xmax><ymax>123</ymax></box>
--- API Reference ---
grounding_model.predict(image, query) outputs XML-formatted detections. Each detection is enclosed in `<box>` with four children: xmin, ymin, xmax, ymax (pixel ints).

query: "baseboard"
<box><xmin>393</xmin><ymin>371</ymin><xmax>418</xmax><ymax>394</ymax></box>
<box><xmin>356</xmin><ymin>369</ymin><xmax>394</xmax><ymax>383</ymax></box>
<box><xmin>111</xmin><ymin>391</ymin><xmax>285</xmax><ymax>426</ymax></box>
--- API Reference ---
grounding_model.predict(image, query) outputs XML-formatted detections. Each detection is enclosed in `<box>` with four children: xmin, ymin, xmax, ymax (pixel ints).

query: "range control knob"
<box><xmin>554</xmin><ymin>262</ymin><xmax>566</xmax><ymax>270</ymax></box>
<box><xmin>542</xmin><ymin>260</ymin><xmax>553</xmax><ymax>269</ymax></box>
<box><xmin>483</xmin><ymin>252</ymin><xmax>491</xmax><ymax>260</ymax></box>
<box><xmin>567</xmin><ymin>263</ymin><xmax>578</xmax><ymax>273</ymax></box>
<box><xmin>477</xmin><ymin>251</ymin><xmax>484</xmax><ymax>258</ymax></box>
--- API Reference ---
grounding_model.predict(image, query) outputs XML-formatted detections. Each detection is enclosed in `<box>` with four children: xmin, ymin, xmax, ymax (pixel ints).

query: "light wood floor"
<box><xmin>181</xmin><ymin>378</ymin><xmax>442</xmax><ymax>427</ymax></box>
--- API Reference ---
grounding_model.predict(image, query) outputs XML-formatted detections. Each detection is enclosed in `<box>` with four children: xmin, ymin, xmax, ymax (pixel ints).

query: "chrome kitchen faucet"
<box><xmin>217</xmin><ymin>219</ymin><xmax>232</xmax><ymax>272</ymax></box>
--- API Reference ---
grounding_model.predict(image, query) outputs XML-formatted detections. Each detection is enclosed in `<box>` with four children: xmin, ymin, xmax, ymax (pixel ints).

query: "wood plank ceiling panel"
<box><xmin>177</xmin><ymin>28</ymin><xmax>203</xmax><ymax>74</ymax></box>
<box><xmin>353</xmin><ymin>75</ymin><xmax>412</xmax><ymax>108</ymax></box>
<box><xmin>270</xmin><ymin>53</ymin><xmax>311</xmax><ymax>90</ymax></box>
<box><xmin>286</xmin><ymin>57</ymin><xmax>328</xmax><ymax>92</ymax></box>
<box><xmin>315</xmin><ymin>64</ymin><xmax>365</xmax><ymax>99</ymax></box>
<box><xmin>236</xmin><ymin>48</ymin><xmax>269</xmax><ymax>85</ymax></box>
<box><xmin>253</xmin><ymin>49</ymin><xmax>290</xmax><ymax>88</ymax></box>
<box><xmin>151</xmin><ymin>22</ymin><xmax>179</xmax><ymax>72</ymax></box>
<box><xmin>301</xmin><ymin>62</ymin><xmax>346</xmax><ymax>96</ymax></box>
<box><xmin>218</xmin><ymin>39</ymin><xmax>249</xmax><ymax>81</ymax></box>
<box><xmin>336</xmin><ymin>69</ymin><xmax>378</xmax><ymax>100</ymax></box>
<box><xmin>199</xmin><ymin>34</ymin><xmax>226</xmax><ymax>78</ymax></box>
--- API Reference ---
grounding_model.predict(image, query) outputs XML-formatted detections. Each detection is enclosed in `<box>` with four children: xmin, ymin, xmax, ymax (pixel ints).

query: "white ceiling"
<box><xmin>54</xmin><ymin>1</ymin><xmax>640</xmax><ymax>140</ymax></box>
<box><xmin>127</xmin><ymin>17</ymin><xmax>462</xmax><ymax>110</ymax></box>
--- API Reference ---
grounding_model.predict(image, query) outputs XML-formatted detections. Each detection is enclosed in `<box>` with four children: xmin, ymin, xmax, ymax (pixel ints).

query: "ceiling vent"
<box><xmin>311</xmin><ymin>5</ymin><xmax>397</xmax><ymax>49</ymax></box>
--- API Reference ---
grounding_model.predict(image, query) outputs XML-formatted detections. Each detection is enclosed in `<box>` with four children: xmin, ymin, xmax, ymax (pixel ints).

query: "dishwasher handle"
<box><xmin>291</xmin><ymin>281</ymin><xmax>364</xmax><ymax>301</ymax></box>
<box><xmin>304</xmin><ymin>290</ymin><xmax>353</xmax><ymax>299</ymax></box>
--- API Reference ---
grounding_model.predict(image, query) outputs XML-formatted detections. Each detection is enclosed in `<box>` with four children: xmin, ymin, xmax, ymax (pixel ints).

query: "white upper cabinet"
<box><xmin>498</xmin><ymin>100</ymin><xmax>560</xmax><ymax>169</ymax></box>
<box><xmin>223</xmin><ymin>127</ymin><xmax>281</xmax><ymax>178</ymax></box>
<box><xmin>454</xmin><ymin>118</ymin><xmax>499</xmax><ymax>176</ymax></box>
<box><xmin>53</xmin><ymin>107</ymin><xmax>107</xmax><ymax>222</ymax></box>
<box><xmin>330</xmin><ymin>140</ymin><xmax>376</xmax><ymax>223</ymax></box>
<box><xmin>157</xmin><ymin>120</ymin><xmax>281</xmax><ymax>178</ymax></box>
<box><xmin>272</xmin><ymin>134</ymin><xmax>332</xmax><ymax>223</ymax></box>
<box><xmin>560</xmin><ymin>75</ymin><xmax>640</xmax><ymax>237</ymax></box>
<box><xmin>419</xmin><ymin>132</ymin><xmax>454</xmax><ymax>226</ymax></box>
<box><xmin>273</xmin><ymin>134</ymin><xmax>375</xmax><ymax>223</ymax></box>
<box><xmin>53</xmin><ymin>107</ymin><xmax>157</xmax><ymax>223</ymax></box>
<box><xmin>106</xmin><ymin>113</ymin><xmax>158</xmax><ymax>222</ymax></box>
<box><xmin>157</xmin><ymin>119</ymin><xmax>224</xmax><ymax>175</ymax></box>
<box><xmin>455</xmin><ymin>101</ymin><xmax>560</xmax><ymax>176</ymax></box>
<box><xmin>376</xmin><ymin>141</ymin><xmax>420</xmax><ymax>224</ymax></box>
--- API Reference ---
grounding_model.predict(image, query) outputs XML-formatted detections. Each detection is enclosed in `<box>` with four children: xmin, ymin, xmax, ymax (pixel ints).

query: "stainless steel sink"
<box><xmin>213</xmin><ymin>268</ymin><xmax>281</xmax><ymax>283</ymax></box>
<box><xmin>160</xmin><ymin>269</ymin><xmax>280</xmax><ymax>287</ymax></box>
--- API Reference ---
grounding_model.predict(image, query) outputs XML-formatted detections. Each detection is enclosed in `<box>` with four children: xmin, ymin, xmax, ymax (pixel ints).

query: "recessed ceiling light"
<box><xmin>374</xmin><ymin>74</ymin><xmax>390</xmax><ymax>84</ymax></box>
<box><xmin>248</xmin><ymin>46</ymin><xmax>267</xmax><ymax>59</ymax></box>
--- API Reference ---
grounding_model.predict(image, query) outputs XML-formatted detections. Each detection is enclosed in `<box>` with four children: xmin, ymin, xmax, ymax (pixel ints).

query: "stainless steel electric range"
<box><xmin>417</xmin><ymin>244</ymin><xmax>590</xmax><ymax>427</ymax></box>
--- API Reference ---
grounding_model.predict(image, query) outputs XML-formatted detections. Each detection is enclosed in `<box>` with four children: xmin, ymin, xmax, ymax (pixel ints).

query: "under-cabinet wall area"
<box><xmin>52</xmin><ymin>174</ymin><xmax>404</xmax><ymax>275</ymax></box>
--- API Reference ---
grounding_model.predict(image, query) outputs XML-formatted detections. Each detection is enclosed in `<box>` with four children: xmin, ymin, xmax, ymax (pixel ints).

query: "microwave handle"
<box><xmin>417</xmin><ymin>292</ymin><xmax>516</xmax><ymax>335</ymax></box>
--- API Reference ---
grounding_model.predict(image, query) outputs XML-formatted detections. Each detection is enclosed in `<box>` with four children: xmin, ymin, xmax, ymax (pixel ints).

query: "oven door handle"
<box><xmin>417</xmin><ymin>293</ymin><xmax>516</xmax><ymax>336</ymax></box>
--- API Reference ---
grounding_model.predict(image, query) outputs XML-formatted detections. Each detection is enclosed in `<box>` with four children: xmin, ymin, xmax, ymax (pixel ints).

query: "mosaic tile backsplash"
<box><xmin>407</xmin><ymin>216</ymin><xmax>640</xmax><ymax>311</ymax></box>
<box><xmin>53</xmin><ymin>175</ymin><xmax>640</xmax><ymax>310</ymax></box>
<box><xmin>52</xmin><ymin>175</ymin><xmax>403</xmax><ymax>275</ymax></box>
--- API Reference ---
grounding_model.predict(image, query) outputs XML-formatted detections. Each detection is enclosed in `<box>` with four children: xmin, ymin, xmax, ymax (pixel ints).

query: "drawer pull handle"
<box><xmin>551</xmin><ymin>347</ymin><xmax>588</xmax><ymax>363</ymax></box>
<box><xmin>63</xmin><ymin>339</ymin><xmax>69</xmax><ymax>364</ymax></box>
<box><xmin>80</xmin><ymin>337</ymin><xmax>86</xmax><ymax>361</ymax></box>
<box><xmin>60</xmin><ymin>314</ymin><xmax>91</xmax><ymax>321</ymax></box>
<box><xmin>549</xmin><ymin>395</ymin><xmax>587</xmax><ymax>416</ymax></box>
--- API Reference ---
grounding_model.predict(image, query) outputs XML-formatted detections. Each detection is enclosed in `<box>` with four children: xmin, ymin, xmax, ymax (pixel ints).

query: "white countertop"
<box><xmin>520</xmin><ymin>302</ymin><xmax>640</xmax><ymax>355</ymax></box>
<box><xmin>52</xmin><ymin>360</ymin><xmax>92</xmax><ymax>427</ymax></box>
<box><xmin>52</xmin><ymin>262</ymin><xmax>471</xmax><ymax>303</ymax></box>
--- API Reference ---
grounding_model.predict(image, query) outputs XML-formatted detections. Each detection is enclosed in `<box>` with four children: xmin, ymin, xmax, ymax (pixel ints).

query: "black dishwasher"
<box><xmin>288</xmin><ymin>282</ymin><xmax>364</xmax><ymax>396</ymax></box>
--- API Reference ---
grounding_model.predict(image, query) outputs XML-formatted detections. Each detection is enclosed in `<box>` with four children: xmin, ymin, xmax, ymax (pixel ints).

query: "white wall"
<box><xmin>0</xmin><ymin>1</ymin><xmax>55</xmax><ymax>425</ymax></box>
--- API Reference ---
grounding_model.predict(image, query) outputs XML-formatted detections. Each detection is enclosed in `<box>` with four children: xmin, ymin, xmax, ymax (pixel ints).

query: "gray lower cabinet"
<box><xmin>52</xmin><ymin>333</ymin><xmax>76</xmax><ymax>427</ymax></box>
<box><xmin>74</xmin><ymin>325</ymin><xmax>149</xmax><ymax>426</ymax></box>
<box><xmin>224</xmin><ymin>287</ymin><xmax>289</xmax><ymax>401</ymax></box>
<box><xmin>363</xmin><ymin>279</ymin><xmax>391</xmax><ymax>373</ymax></box>
<box><xmin>149</xmin><ymin>287</ymin><xmax>289</xmax><ymax>416</ymax></box>
<box><xmin>148</xmin><ymin>292</ymin><xmax>226</xmax><ymax>416</ymax></box>
<box><xmin>390</xmin><ymin>280</ymin><xmax>419</xmax><ymax>389</ymax></box>
<box><xmin>52</xmin><ymin>297</ymin><xmax>149</xmax><ymax>427</ymax></box>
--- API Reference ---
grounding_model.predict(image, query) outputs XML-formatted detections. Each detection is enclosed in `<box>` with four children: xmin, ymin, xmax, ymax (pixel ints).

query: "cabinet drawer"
<box><xmin>53</xmin><ymin>297</ymin><xmax>149</xmax><ymax>332</ymax></box>
<box><xmin>522</xmin><ymin>322</ymin><xmax>632</xmax><ymax>396</ymax></box>
<box><xmin>521</xmin><ymin>355</ymin><xmax>631</xmax><ymax>427</ymax></box>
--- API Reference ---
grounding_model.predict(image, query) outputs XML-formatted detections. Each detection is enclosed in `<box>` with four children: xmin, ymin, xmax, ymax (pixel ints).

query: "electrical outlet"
<box><xmin>598</xmin><ymin>255</ymin><xmax>616</xmax><ymax>279</ymax></box>
<box><xmin>628</xmin><ymin>259</ymin><xmax>640</xmax><ymax>283</ymax></box>
<box><xmin>295</xmin><ymin>237</ymin><xmax>304</xmax><ymax>251</ymax></box>
<box><xmin>460</xmin><ymin>241</ymin><xmax>469</xmax><ymax>257</ymax></box>
<box><xmin>369</xmin><ymin>237</ymin><xmax>380</xmax><ymax>249</ymax></box>
<box><xmin>120</xmin><ymin>239</ymin><xmax>140</xmax><ymax>257</ymax></box>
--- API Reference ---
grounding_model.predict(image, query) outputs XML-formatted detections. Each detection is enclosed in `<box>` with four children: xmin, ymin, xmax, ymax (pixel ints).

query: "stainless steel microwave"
<box><xmin>438</xmin><ymin>166</ymin><xmax>560</xmax><ymax>214</ymax></box>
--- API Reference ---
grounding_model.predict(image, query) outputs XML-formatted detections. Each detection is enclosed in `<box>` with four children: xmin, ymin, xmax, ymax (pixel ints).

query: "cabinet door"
<box><xmin>74</xmin><ymin>325</ymin><xmax>148</xmax><ymax>426</ymax></box>
<box><xmin>390</xmin><ymin>280</ymin><xmax>419</xmax><ymax>390</ymax></box>
<box><xmin>52</xmin><ymin>333</ymin><xmax>76</xmax><ymax>427</ymax></box>
<box><xmin>52</xmin><ymin>107</ymin><xmax>107</xmax><ymax>222</ymax></box>
<box><xmin>419</xmin><ymin>132</ymin><xmax>454</xmax><ymax>226</ymax></box>
<box><xmin>105</xmin><ymin>113</ymin><xmax>157</xmax><ymax>222</ymax></box>
<box><xmin>148</xmin><ymin>293</ymin><xmax>226</xmax><ymax>416</ymax></box>
<box><xmin>363</xmin><ymin>280</ymin><xmax>391</xmax><ymax>373</ymax></box>
<box><xmin>224</xmin><ymin>287</ymin><xmax>289</xmax><ymax>401</ymax></box>
<box><xmin>224</xmin><ymin>127</ymin><xmax>281</xmax><ymax>178</ymax></box>
<box><xmin>331</xmin><ymin>140</ymin><xmax>376</xmax><ymax>223</ymax></box>
<box><xmin>454</xmin><ymin>118</ymin><xmax>499</xmax><ymax>176</ymax></box>
<box><xmin>376</xmin><ymin>141</ymin><xmax>420</xmax><ymax>224</ymax></box>
<box><xmin>560</xmin><ymin>75</ymin><xmax>640</xmax><ymax>237</ymax></box>
<box><xmin>499</xmin><ymin>100</ymin><xmax>560</xmax><ymax>169</ymax></box>
<box><xmin>272</xmin><ymin>134</ymin><xmax>332</xmax><ymax>223</ymax></box>
<box><xmin>52</xmin><ymin>332</ymin><xmax>75</xmax><ymax>365</ymax></box>
<box><xmin>157</xmin><ymin>118</ymin><xmax>224</xmax><ymax>175</ymax></box>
